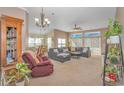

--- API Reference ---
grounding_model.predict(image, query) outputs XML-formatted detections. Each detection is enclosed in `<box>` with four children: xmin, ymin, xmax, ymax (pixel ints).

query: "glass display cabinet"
<box><xmin>0</xmin><ymin>15</ymin><xmax>23</xmax><ymax>67</ymax></box>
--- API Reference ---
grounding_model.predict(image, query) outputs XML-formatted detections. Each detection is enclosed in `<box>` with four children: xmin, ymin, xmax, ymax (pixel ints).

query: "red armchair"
<box><xmin>22</xmin><ymin>53</ymin><xmax>53</xmax><ymax>77</ymax></box>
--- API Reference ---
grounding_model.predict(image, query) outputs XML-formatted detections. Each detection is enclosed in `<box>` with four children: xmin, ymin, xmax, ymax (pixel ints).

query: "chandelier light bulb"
<box><xmin>44</xmin><ymin>18</ymin><xmax>49</xmax><ymax>22</ymax></box>
<box><xmin>35</xmin><ymin>18</ymin><xmax>39</xmax><ymax>22</ymax></box>
<box><xmin>47</xmin><ymin>21</ymin><xmax>51</xmax><ymax>24</ymax></box>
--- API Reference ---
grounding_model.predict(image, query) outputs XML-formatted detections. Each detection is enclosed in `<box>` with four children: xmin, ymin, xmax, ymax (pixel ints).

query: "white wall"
<box><xmin>0</xmin><ymin>7</ymin><xmax>28</xmax><ymax>50</ymax></box>
<box><xmin>116</xmin><ymin>8</ymin><xmax>124</xmax><ymax>56</ymax></box>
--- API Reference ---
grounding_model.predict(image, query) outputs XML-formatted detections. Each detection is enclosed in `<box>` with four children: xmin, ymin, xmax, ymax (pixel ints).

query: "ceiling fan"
<box><xmin>73</xmin><ymin>24</ymin><xmax>82</xmax><ymax>31</ymax></box>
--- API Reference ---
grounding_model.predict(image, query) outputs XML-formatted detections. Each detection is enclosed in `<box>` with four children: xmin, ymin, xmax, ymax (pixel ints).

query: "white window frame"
<box><xmin>58</xmin><ymin>38</ymin><xmax>66</xmax><ymax>48</ymax></box>
<box><xmin>28</xmin><ymin>37</ymin><xmax>44</xmax><ymax>47</ymax></box>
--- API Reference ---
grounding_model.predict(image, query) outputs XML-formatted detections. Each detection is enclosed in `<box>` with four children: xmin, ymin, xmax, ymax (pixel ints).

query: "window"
<box><xmin>84</xmin><ymin>32</ymin><xmax>101</xmax><ymax>37</ymax></box>
<box><xmin>28</xmin><ymin>37</ymin><xmax>35</xmax><ymax>47</ymax></box>
<box><xmin>83</xmin><ymin>31</ymin><xmax>101</xmax><ymax>55</ymax></box>
<box><xmin>84</xmin><ymin>32</ymin><xmax>101</xmax><ymax>48</ymax></box>
<box><xmin>58</xmin><ymin>38</ymin><xmax>66</xmax><ymax>48</ymax></box>
<box><xmin>47</xmin><ymin>38</ymin><xmax>52</xmax><ymax>49</ymax></box>
<box><xmin>71</xmin><ymin>33</ymin><xmax>83</xmax><ymax>38</ymax></box>
<box><xmin>28</xmin><ymin>37</ymin><xmax>43</xmax><ymax>47</ymax></box>
<box><xmin>84</xmin><ymin>38</ymin><xmax>91</xmax><ymax>47</ymax></box>
<box><xmin>71</xmin><ymin>39</ymin><xmax>82</xmax><ymax>47</ymax></box>
<box><xmin>35</xmin><ymin>38</ymin><xmax>42</xmax><ymax>46</ymax></box>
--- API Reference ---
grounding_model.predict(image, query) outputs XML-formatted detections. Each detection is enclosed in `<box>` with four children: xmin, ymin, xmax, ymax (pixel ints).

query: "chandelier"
<box><xmin>35</xmin><ymin>8</ymin><xmax>51</xmax><ymax>28</ymax></box>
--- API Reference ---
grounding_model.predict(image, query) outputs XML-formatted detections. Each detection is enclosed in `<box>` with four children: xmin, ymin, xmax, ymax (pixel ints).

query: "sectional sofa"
<box><xmin>48</xmin><ymin>47</ymin><xmax>91</xmax><ymax>62</ymax></box>
<box><xmin>48</xmin><ymin>47</ymin><xmax>71</xmax><ymax>62</ymax></box>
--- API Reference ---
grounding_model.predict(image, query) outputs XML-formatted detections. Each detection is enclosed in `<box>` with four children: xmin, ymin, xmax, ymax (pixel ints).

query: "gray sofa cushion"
<box><xmin>53</xmin><ymin>49</ymin><xmax>59</xmax><ymax>53</ymax></box>
<box><xmin>57</xmin><ymin>53</ymin><xmax>70</xmax><ymax>58</ymax></box>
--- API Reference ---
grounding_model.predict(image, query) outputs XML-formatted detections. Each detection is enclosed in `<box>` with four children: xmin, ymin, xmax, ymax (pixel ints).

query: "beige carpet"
<box><xmin>30</xmin><ymin>56</ymin><xmax>103</xmax><ymax>86</ymax></box>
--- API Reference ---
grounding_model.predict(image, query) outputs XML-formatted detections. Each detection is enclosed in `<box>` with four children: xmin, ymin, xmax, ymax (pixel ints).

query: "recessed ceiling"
<box><xmin>25</xmin><ymin>7</ymin><xmax>116</xmax><ymax>34</ymax></box>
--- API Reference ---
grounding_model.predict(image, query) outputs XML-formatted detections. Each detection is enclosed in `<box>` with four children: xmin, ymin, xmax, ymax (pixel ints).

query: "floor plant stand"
<box><xmin>103</xmin><ymin>35</ymin><xmax>124</xmax><ymax>86</ymax></box>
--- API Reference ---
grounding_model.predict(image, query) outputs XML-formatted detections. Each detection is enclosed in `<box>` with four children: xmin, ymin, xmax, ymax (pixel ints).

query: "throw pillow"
<box><xmin>83</xmin><ymin>48</ymin><xmax>88</xmax><ymax>53</ymax></box>
<box><xmin>71</xmin><ymin>47</ymin><xmax>75</xmax><ymax>51</ymax></box>
<box><xmin>54</xmin><ymin>49</ymin><xmax>59</xmax><ymax>53</ymax></box>
<box><xmin>26</xmin><ymin>50</ymin><xmax>40</xmax><ymax>64</ymax></box>
<box><xmin>37</xmin><ymin>55</ymin><xmax>44</xmax><ymax>63</ymax></box>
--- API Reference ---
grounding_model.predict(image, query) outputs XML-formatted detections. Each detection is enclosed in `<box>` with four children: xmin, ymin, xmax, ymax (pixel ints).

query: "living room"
<box><xmin>0</xmin><ymin>7</ymin><xmax>124</xmax><ymax>86</ymax></box>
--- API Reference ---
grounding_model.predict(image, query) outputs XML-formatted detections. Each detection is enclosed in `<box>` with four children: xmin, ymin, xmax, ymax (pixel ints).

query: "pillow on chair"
<box><xmin>71</xmin><ymin>47</ymin><xmax>75</xmax><ymax>51</ymax></box>
<box><xmin>25</xmin><ymin>50</ymin><xmax>40</xmax><ymax>64</ymax></box>
<box><xmin>37</xmin><ymin>55</ymin><xmax>44</xmax><ymax>63</ymax></box>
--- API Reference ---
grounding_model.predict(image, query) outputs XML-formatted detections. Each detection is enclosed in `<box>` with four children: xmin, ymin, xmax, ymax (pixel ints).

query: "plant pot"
<box><xmin>16</xmin><ymin>81</ymin><xmax>24</xmax><ymax>86</ymax></box>
<box><xmin>107</xmin><ymin>36</ymin><xmax>119</xmax><ymax>44</ymax></box>
<box><xmin>24</xmin><ymin>78</ymin><xmax>30</xmax><ymax>86</ymax></box>
<box><xmin>16</xmin><ymin>78</ymin><xmax>30</xmax><ymax>86</ymax></box>
<box><xmin>7</xmin><ymin>81</ymin><xmax>16</xmax><ymax>86</ymax></box>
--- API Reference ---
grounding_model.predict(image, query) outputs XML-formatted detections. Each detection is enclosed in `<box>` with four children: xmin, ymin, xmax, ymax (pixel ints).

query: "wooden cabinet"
<box><xmin>0</xmin><ymin>15</ymin><xmax>23</xmax><ymax>67</ymax></box>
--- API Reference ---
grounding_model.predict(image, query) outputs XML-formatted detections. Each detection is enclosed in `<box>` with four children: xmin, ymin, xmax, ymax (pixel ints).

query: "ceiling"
<box><xmin>25</xmin><ymin>7</ymin><xmax>116</xmax><ymax>34</ymax></box>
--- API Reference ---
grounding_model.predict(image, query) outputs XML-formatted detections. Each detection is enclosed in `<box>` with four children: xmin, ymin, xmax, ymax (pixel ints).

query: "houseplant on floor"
<box><xmin>104</xmin><ymin>19</ymin><xmax>123</xmax><ymax>84</ymax></box>
<box><xmin>16</xmin><ymin>62</ymin><xmax>31</xmax><ymax>86</ymax></box>
<box><xmin>105</xmin><ymin>19</ymin><xmax>122</xmax><ymax>65</ymax></box>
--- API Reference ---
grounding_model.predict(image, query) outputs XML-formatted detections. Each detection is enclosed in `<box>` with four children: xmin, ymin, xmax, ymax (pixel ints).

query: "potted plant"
<box><xmin>105</xmin><ymin>19</ymin><xmax>122</xmax><ymax>44</ymax></box>
<box><xmin>16</xmin><ymin>62</ymin><xmax>31</xmax><ymax>86</ymax></box>
<box><xmin>104</xmin><ymin>19</ymin><xmax>122</xmax><ymax>84</ymax></box>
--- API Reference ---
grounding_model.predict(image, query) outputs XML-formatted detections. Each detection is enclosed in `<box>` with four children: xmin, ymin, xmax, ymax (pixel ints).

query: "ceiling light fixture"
<box><xmin>35</xmin><ymin>7</ymin><xmax>51</xmax><ymax>29</ymax></box>
<box><xmin>73</xmin><ymin>24</ymin><xmax>82</xmax><ymax>31</ymax></box>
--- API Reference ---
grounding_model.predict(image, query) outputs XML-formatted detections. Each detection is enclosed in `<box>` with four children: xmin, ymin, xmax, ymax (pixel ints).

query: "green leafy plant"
<box><xmin>105</xmin><ymin>19</ymin><xmax>122</xmax><ymax>38</ymax></box>
<box><xmin>5</xmin><ymin>62</ymin><xmax>31</xmax><ymax>86</ymax></box>
<box><xmin>16</xmin><ymin>62</ymin><xmax>31</xmax><ymax>82</ymax></box>
<box><xmin>105</xmin><ymin>64</ymin><xmax>118</xmax><ymax>74</ymax></box>
<box><xmin>108</xmin><ymin>47</ymin><xmax>120</xmax><ymax>64</ymax></box>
